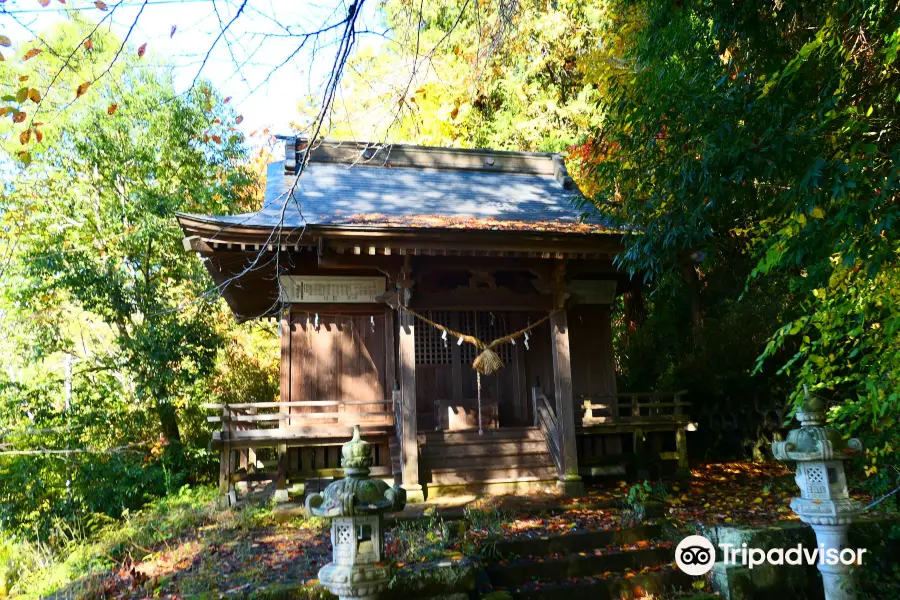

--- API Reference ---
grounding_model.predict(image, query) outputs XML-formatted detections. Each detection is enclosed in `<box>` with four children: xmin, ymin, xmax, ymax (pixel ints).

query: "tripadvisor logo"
<box><xmin>675</xmin><ymin>534</ymin><xmax>868</xmax><ymax>576</ymax></box>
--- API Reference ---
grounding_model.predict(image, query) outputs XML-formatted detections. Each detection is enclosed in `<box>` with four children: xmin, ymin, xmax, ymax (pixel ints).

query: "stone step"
<box><xmin>422</xmin><ymin>452</ymin><xmax>553</xmax><ymax>471</ymax></box>
<box><xmin>492</xmin><ymin>524</ymin><xmax>663</xmax><ymax>557</ymax></box>
<box><xmin>501</xmin><ymin>567</ymin><xmax>693</xmax><ymax>600</ymax></box>
<box><xmin>427</xmin><ymin>465</ymin><xmax>558</xmax><ymax>486</ymax></box>
<box><xmin>421</xmin><ymin>439</ymin><xmax>550</xmax><ymax>458</ymax></box>
<box><xmin>486</xmin><ymin>545</ymin><xmax>672</xmax><ymax>587</ymax></box>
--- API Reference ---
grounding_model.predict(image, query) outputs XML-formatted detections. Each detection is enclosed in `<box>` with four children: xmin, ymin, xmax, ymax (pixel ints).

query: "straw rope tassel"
<box><xmin>396</xmin><ymin>305</ymin><xmax>560</xmax><ymax>375</ymax></box>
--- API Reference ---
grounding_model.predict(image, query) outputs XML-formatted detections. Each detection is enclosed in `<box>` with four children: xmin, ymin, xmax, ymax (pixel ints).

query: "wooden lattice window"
<box><xmin>414</xmin><ymin>310</ymin><xmax>453</xmax><ymax>365</ymax></box>
<box><xmin>459</xmin><ymin>311</ymin><xmax>513</xmax><ymax>364</ymax></box>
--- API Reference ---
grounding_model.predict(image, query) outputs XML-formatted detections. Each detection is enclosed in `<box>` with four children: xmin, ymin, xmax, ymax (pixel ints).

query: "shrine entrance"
<box><xmin>413</xmin><ymin>310</ymin><xmax>554</xmax><ymax>432</ymax></box>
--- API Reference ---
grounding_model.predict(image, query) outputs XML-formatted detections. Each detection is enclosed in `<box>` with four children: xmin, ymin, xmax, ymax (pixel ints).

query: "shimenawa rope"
<box><xmin>396</xmin><ymin>305</ymin><xmax>560</xmax><ymax>375</ymax></box>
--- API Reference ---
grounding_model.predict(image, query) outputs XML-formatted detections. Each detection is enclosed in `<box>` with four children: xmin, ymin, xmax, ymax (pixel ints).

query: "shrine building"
<box><xmin>177</xmin><ymin>139</ymin><xmax>689</xmax><ymax>503</ymax></box>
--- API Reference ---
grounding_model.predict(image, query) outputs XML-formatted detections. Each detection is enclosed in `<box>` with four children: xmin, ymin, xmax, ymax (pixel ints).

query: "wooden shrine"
<box><xmin>178</xmin><ymin>139</ymin><xmax>690</xmax><ymax>503</ymax></box>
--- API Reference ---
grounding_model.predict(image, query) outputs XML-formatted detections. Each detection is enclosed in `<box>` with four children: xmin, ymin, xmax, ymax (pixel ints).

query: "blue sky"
<box><xmin>2</xmin><ymin>0</ymin><xmax>387</xmax><ymax>140</ymax></box>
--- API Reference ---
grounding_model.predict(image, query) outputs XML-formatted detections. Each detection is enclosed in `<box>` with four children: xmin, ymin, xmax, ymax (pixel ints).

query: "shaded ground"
<box><xmin>40</xmin><ymin>462</ymin><xmax>887</xmax><ymax>600</ymax></box>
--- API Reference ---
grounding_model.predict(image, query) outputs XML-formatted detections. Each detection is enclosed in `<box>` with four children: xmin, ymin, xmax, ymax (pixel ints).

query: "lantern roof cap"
<box><xmin>306</xmin><ymin>426</ymin><xmax>407</xmax><ymax>517</ymax></box>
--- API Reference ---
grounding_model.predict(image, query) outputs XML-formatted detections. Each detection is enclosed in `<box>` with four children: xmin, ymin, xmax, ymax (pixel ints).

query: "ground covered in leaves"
<box><xmin>24</xmin><ymin>462</ymin><xmax>888</xmax><ymax>600</ymax></box>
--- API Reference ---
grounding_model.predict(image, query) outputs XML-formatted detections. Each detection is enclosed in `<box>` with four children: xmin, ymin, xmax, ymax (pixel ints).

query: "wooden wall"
<box><xmin>280</xmin><ymin>307</ymin><xmax>395</xmax><ymax>474</ymax></box>
<box><xmin>569</xmin><ymin>305</ymin><xmax>618</xmax><ymax>400</ymax></box>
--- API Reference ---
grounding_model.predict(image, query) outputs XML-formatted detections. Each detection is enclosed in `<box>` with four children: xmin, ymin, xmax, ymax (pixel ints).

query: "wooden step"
<box><xmin>419</xmin><ymin>427</ymin><xmax>543</xmax><ymax>445</ymax></box>
<box><xmin>427</xmin><ymin>465</ymin><xmax>557</xmax><ymax>486</ymax></box>
<box><xmin>422</xmin><ymin>452</ymin><xmax>553</xmax><ymax>470</ymax></box>
<box><xmin>421</xmin><ymin>439</ymin><xmax>549</xmax><ymax>458</ymax></box>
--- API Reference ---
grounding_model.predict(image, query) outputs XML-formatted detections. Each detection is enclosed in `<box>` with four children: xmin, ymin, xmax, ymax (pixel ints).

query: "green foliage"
<box><xmin>0</xmin><ymin>485</ymin><xmax>218</xmax><ymax>598</ymax></box>
<box><xmin>324</xmin><ymin>0</ymin><xmax>611</xmax><ymax>152</ymax></box>
<box><xmin>581</xmin><ymin>0</ymin><xmax>900</xmax><ymax>494</ymax></box>
<box><xmin>0</xmin><ymin>20</ymin><xmax>261</xmax><ymax>542</ymax></box>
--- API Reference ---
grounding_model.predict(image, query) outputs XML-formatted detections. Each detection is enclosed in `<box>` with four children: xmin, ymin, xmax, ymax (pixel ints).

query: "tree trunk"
<box><xmin>155</xmin><ymin>396</ymin><xmax>182</xmax><ymax>445</ymax></box>
<box><xmin>623</xmin><ymin>285</ymin><xmax>646</xmax><ymax>334</ymax></box>
<box><xmin>681</xmin><ymin>262</ymin><xmax>702</xmax><ymax>331</ymax></box>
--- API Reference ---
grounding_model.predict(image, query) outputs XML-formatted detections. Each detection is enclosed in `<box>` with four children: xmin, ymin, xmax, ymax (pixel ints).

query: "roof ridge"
<box><xmin>278</xmin><ymin>137</ymin><xmax>576</xmax><ymax>188</ymax></box>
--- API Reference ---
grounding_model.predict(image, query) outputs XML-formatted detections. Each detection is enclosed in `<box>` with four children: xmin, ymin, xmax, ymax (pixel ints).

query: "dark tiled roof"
<box><xmin>182</xmin><ymin>140</ymin><xmax>610</xmax><ymax>233</ymax></box>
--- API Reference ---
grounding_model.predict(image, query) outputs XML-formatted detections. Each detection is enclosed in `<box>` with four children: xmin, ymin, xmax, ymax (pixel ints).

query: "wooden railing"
<box><xmin>532</xmin><ymin>387</ymin><xmax>562</xmax><ymax>476</ymax></box>
<box><xmin>579</xmin><ymin>391</ymin><xmax>690</xmax><ymax>426</ymax></box>
<box><xmin>204</xmin><ymin>399</ymin><xmax>395</xmax><ymax>441</ymax></box>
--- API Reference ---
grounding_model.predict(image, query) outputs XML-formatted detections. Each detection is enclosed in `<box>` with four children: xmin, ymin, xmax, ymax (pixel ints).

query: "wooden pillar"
<box><xmin>398</xmin><ymin>285</ymin><xmax>424</xmax><ymax>502</ymax></box>
<box><xmin>676</xmin><ymin>428</ymin><xmax>689</xmax><ymax>475</ymax></box>
<box><xmin>218</xmin><ymin>406</ymin><xmax>236</xmax><ymax>506</ymax></box>
<box><xmin>274</xmin><ymin>308</ymin><xmax>291</xmax><ymax>503</ymax></box>
<box><xmin>550</xmin><ymin>308</ymin><xmax>584</xmax><ymax>496</ymax></box>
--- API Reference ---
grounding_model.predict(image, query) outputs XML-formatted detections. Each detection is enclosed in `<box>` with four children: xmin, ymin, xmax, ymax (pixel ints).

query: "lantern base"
<box><xmin>318</xmin><ymin>561</ymin><xmax>391</xmax><ymax>600</ymax></box>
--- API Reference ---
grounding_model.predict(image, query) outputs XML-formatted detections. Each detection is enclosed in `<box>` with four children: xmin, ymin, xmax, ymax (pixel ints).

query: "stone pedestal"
<box><xmin>402</xmin><ymin>483</ymin><xmax>425</xmax><ymax>504</ymax></box>
<box><xmin>556</xmin><ymin>475</ymin><xmax>585</xmax><ymax>496</ymax></box>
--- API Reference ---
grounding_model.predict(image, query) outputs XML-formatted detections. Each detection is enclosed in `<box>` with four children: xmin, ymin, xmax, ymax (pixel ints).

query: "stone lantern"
<box><xmin>772</xmin><ymin>393</ymin><xmax>864</xmax><ymax>600</ymax></box>
<box><xmin>306</xmin><ymin>425</ymin><xmax>407</xmax><ymax>600</ymax></box>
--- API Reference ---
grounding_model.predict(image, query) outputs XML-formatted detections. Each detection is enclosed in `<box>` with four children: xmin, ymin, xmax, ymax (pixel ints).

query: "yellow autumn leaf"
<box><xmin>19</xmin><ymin>129</ymin><xmax>30</xmax><ymax>145</ymax></box>
<box><xmin>811</xmin><ymin>207</ymin><xmax>825</xmax><ymax>219</ymax></box>
<box><xmin>0</xmin><ymin>35</ymin><xmax>11</xmax><ymax>47</ymax></box>
<box><xmin>27</xmin><ymin>88</ymin><xmax>40</xmax><ymax>103</ymax></box>
<box><xmin>76</xmin><ymin>81</ymin><xmax>90</xmax><ymax>98</ymax></box>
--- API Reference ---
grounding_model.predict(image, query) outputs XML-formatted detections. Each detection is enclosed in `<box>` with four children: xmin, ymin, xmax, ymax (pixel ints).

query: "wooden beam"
<box><xmin>550</xmin><ymin>308</ymin><xmax>584</xmax><ymax>495</ymax></box>
<box><xmin>317</xmin><ymin>251</ymin><xmax>404</xmax><ymax>278</ymax></box>
<box><xmin>398</xmin><ymin>285</ymin><xmax>424</xmax><ymax>502</ymax></box>
<box><xmin>182</xmin><ymin>235</ymin><xmax>212</xmax><ymax>253</ymax></box>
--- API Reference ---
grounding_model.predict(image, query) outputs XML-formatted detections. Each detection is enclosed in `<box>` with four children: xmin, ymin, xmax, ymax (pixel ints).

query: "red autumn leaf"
<box><xmin>94</xmin><ymin>1</ymin><xmax>108</xmax><ymax>10</ymax></box>
<box><xmin>76</xmin><ymin>81</ymin><xmax>90</xmax><ymax>98</ymax></box>
<box><xmin>84</xmin><ymin>39</ymin><xmax>94</xmax><ymax>50</ymax></box>
<box><xmin>18</xmin><ymin>75</ymin><xmax>29</xmax><ymax>82</ymax></box>
<box><xmin>170</xmin><ymin>25</ymin><xmax>177</xmax><ymax>38</ymax></box>
<box><xmin>23</xmin><ymin>48</ymin><xmax>43</xmax><ymax>60</ymax></box>
<box><xmin>39</xmin><ymin>0</ymin><xmax>50</xmax><ymax>6</ymax></box>
<box><xmin>19</xmin><ymin>129</ymin><xmax>30</xmax><ymax>145</ymax></box>
<box><xmin>12</xmin><ymin>111</ymin><xmax>26</xmax><ymax>123</ymax></box>
<box><xmin>223</xmin><ymin>96</ymin><xmax>231</xmax><ymax>103</ymax></box>
<box><xmin>0</xmin><ymin>51</ymin><xmax>4</xmax><ymax>62</ymax></box>
<box><xmin>137</xmin><ymin>43</ymin><xmax>147</xmax><ymax>57</ymax></box>
<box><xmin>35</xmin><ymin>128</ymin><xmax>43</xmax><ymax>143</ymax></box>
<box><xmin>212</xmin><ymin>135</ymin><xmax>222</xmax><ymax>144</ymax></box>
<box><xmin>107</xmin><ymin>104</ymin><xmax>118</xmax><ymax>115</ymax></box>
<box><xmin>235</xmin><ymin>115</ymin><xmax>243</xmax><ymax>124</ymax></box>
